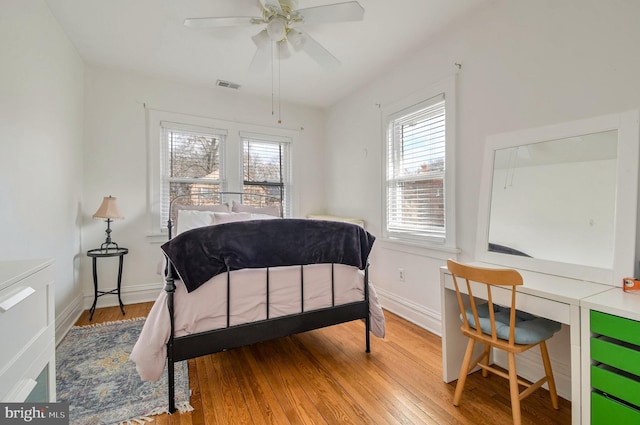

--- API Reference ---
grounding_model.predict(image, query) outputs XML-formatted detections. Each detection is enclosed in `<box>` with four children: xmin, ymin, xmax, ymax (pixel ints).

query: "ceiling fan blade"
<box><xmin>249</xmin><ymin>45</ymin><xmax>270</xmax><ymax>73</ymax></box>
<box><xmin>289</xmin><ymin>31</ymin><xmax>340</xmax><ymax>70</ymax></box>
<box><xmin>184</xmin><ymin>16</ymin><xmax>255</xmax><ymax>28</ymax></box>
<box><xmin>295</xmin><ymin>1</ymin><xmax>364</xmax><ymax>26</ymax></box>
<box><xmin>249</xmin><ymin>29</ymin><xmax>271</xmax><ymax>73</ymax></box>
<box><xmin>258</xmin><ymin>0</ymin><xmax>282</xmax><ymax>13</ymax></box>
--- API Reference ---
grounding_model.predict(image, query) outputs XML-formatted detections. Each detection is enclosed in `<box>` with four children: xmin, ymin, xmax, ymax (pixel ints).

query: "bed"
<box><xmin>130</xmin><ymin>193</ymin><xmax>385</xmax><ymax>413</ymax></box>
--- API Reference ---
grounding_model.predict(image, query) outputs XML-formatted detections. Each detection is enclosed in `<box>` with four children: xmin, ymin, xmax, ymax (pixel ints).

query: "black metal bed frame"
<box><xmin>162</xmin><ymin>192</ymin><xmax>371</xmax><ymax>413</ymax></box>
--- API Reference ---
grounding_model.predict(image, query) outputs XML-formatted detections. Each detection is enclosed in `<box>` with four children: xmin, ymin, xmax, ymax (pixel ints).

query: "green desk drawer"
<box><xmin>591</xmin><ymin>310</ymin><xmax>640</xmax><ymax>346</ymax></box>
<box><xmin>591</xmin><ymin>337</ymin><xmax>640</xmax><ymax>376</ymax></box>
<box><xmin>592</xmin><ymin>392</ymin><xmax>640</xmax><ymax>425</ymax></box>
<box><xmin>591</xmin><ymin>364</ymin><xmax>640</xmax><ymax>406</ymax></box>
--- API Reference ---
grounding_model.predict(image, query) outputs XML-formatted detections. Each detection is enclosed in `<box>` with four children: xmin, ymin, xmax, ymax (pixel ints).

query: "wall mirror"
<box><xmin>476</xmin><ymin>111</ymin><xmax>639</xmax><ymax>285</ymax></box>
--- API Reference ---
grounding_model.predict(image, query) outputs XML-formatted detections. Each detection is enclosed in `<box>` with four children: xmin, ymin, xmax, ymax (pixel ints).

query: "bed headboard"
<box><xmin>168</xmin><ymin>191</ymin><xmax>283</xmax><ymax>238</ymax></box>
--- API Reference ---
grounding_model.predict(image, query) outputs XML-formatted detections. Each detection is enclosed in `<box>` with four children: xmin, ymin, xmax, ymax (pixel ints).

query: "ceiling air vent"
<box><xmin>216</xmin><ymin>80</ymin><xmax>241</xmax><ymax>90</ymax></box>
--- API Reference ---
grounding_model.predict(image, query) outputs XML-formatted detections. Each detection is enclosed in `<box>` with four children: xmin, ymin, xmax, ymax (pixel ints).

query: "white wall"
<box><xmin>0</xmin><ymin>1</ymin><xmax>84</xmax><ymax>339</ymax></box>
<box><xmin>81</xmin><ymin>65</ymin><xmax>328</xmax><ymax>310</ymax></box>
<box><xmin>325</xmin><ymin>0</ymin><xmax>640</xmax><ymax>398</ymax></box>
<box><xmin>326</xmin><ymin>0</ymin><xmax>640</xmax><ymax>330</ymax></box>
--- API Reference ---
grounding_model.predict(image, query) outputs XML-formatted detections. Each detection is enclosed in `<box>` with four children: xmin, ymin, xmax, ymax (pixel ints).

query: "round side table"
<box><xmin>87</xmin><ymin>247</ymin><xmax>128</xmax><ymax>321</ymax></box>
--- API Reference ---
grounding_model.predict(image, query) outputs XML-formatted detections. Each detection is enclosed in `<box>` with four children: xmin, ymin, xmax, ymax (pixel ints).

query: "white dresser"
<box><xmin>0</xmin><ymin>259</ymin><xmax>55</xmax><ymax>402</ymax></box>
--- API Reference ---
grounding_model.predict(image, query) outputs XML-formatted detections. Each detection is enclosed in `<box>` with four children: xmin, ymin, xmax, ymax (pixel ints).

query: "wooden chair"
<box><xmin>447</xmin><ymin>259</ymin><xmax>560</xmax><ymax>425</ymax></box>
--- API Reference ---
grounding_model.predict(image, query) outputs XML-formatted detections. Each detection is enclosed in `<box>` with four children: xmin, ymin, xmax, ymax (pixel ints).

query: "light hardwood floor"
<box><xmin>76</xmin><ymin>303</ymin><xmax>571</xmax><ymax>425</ymax></box>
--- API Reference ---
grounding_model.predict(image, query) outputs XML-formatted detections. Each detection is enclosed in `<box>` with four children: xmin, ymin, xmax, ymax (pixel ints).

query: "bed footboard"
<box><xmin>164</xmin><ymin>263</ymin><xmax>371</xmax><ymax>414</ymax></box>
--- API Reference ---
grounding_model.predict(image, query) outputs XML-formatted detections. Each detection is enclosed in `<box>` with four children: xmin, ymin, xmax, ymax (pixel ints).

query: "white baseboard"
<box><xmin>62</xmin><ymin>279</ymin><xmax>573</xmax><ymax>401</ymax></box>
<box><xmin>81</xmin><ymin>281</ymin><xmax>164</xmax><ymax>311</ymax></box>
<box><xmin>55</xmin><ymin>282</ymin><xmax>162</xmax><ymax>345</ymax></box>
<box><xmin>375</xmin><ymin>287</ymin><xmax>442</xmax><ymax>336</ymax></box>
<box><xmin>55</xmin><ymin>293</ymin><xmax>84</xmax><ymax>346</ymax></box>
<box><xmin>375</xmin><ymin>286</ymin><xmax>571</xmax><ymax>401</ymax></box>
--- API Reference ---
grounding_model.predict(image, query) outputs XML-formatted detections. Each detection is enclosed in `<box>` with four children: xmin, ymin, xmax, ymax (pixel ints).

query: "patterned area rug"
<box><xmin>56</xmin><ymin>317</ymin><xmax>192</xmax><ymax>425</ymax></box>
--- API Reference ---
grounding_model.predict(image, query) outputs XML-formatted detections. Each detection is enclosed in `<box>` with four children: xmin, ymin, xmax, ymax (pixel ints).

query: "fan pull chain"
<box><xmin>269</xmin><ymin>41</ymin><xmax>282</xmax><ymax>125</ymax></box>
<box><xmin>271</xmin><ymin>41</ymin><xmax>275</xmax><ymax>118</ymax></box>
<box><xmin>278</xmin><ymin>44</ymin><xmax>282</xmax><ymax>124</ymax></box>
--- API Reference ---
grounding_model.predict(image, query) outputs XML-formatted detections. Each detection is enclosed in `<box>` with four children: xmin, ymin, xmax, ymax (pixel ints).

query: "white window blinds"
<box><xmin>241</xmin><ymin>134</ymin><xmax>291</xmax><ymax>217</ymax></box>
<box><xmin>386</xmin><ymin>95</ymin><xmax>446</xmax><ymax>241</ymax></box>
<box><xmin>160</xmin><ymin>122</ymin><xmax>226</xmax><ymax>226</ymax></box>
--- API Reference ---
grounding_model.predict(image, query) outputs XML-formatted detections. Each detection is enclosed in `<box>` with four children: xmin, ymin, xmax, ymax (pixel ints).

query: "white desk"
<box><xmin>440</xmin><ymin>264</ymin><xmax>611</xmax><ymax>425</ymax></box>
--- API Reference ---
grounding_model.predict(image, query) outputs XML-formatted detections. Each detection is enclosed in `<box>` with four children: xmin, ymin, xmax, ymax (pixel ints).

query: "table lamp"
<box><xmin>93</xmin><ymin>195</ymin><xmax>124</xmax><ymax>251</ymax></box>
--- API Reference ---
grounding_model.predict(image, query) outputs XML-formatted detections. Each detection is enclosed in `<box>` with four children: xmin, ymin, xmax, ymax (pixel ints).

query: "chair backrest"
<box><xmin>447</xmin><ymin>259</ymin><xmax>523</xmax><ymax>345</ymax></box>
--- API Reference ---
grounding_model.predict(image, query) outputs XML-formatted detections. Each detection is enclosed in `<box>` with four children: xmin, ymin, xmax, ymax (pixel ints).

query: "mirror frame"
<box><xmin>476</xmin><ymin>111</ymin><xmax>639</xmax><ymax>285</ymax></box>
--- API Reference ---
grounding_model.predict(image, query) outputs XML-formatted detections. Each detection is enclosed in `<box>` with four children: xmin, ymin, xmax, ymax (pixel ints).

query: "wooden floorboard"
<box><xmin>78</xmin><ymin>303</ymin><xmax>571</xmax><ymax>425</ymax></box>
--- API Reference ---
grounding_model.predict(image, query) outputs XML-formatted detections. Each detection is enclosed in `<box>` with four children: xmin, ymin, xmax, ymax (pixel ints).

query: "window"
<box><xmin>147</xmin><ymin>109</ymin><xmax>298</xmax><ymax>235</ymax></box>
<box><xmin>160</xmin><ymin>122</ymin><xmax>226</xmax><ymax>226</ymax></box>
<box><xmin>383</xmin><ymin>78</ymin><xmax>456</xmax><ymax>247</ymax></box>
<box><xmin>241</xmin><ymin>134</ymin><xmax>291</xmax><ymax>216</ymax></box>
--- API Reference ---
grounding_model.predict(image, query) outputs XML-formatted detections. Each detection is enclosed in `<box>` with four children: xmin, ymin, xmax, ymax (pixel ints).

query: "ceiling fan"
<box><xmin>184</xmin><ymin>0</ymin><xmax>365</xmax><ymax>72</ymax></box>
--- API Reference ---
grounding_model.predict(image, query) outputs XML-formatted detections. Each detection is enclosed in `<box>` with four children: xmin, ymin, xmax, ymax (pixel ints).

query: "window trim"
<box><xmin>240</xmin><ymin>132</ymin><xmax>293</xmax><ymax>218</ymax></box>
<box><xmin>146</xmin><ymin>109</ymin><xmax>298</xmax><ymax>236</ymax></box>
<box><xmin>160</xmin><ymin>122</ymin><xmax>228</xmax><ymax>227</ymax></box>
<box><xmin>381</xmin><ymin>76</ymin><xmax>457</xmax><ymax>249</ymax></box>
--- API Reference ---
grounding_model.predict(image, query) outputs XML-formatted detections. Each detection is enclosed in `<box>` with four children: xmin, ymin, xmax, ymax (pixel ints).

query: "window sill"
<box><xmin>146</xmin><ymin>232</ymin><xmax>169</xmax><ymax>244</ymax></box>
<box><xmin>378</xmin><ymin>237</ymin><xmax>460</xmax><ymax>260</ymax></box>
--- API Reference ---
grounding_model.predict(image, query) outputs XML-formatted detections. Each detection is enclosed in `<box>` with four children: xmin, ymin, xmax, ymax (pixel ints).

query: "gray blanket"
<box><xmin>161</xmin><ymin>219</ymin><xmax>375</xmax><ymax>292</ymax></box>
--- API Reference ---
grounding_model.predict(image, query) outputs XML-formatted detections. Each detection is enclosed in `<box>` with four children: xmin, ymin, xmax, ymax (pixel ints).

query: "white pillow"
<box><xmin>176</xmin><ymin>209</ymin><xmax>215</xmax><ymax>234</ymax></box>
<box><xmin>250</xmin><ymin>213</ymin><xmax>281</xmax><ymax>220</ymax></box>
<box><xmin>231</xmin><ymin>200</ymin><xmax>280</xmax><ymax>217</ymax></box>
<box><xmin>213</xmin><ymin>212</ymin><xmax>252</xmax><ymax>224</ymax></box>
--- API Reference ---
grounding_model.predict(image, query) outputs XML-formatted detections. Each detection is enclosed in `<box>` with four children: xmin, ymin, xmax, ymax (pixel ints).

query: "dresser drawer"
<box><xmin>591</xmin><ymin>364</ymin><xmax>640</xmax><ymax>407</ymax></box>
<box><xmin>592</xmin><ymin>391</ymin><xmax>640</xmax><ymax>424</ymax></box>
<box><xmin>0</xmin><ymin>266</ymin><xmax>51</xmax><ymax>370</ymax></box>
<box><xmin>591</xmin><ymin>336</ymin><xmax>640</xmax><ymax>376</ymax></box>
<box><xmin>0</xmin><ymin>260</ymin><xmax>54</xmax><ymax>401</ymax></box>
<box><xmin>591</xmin><ymin>310</ymin><xmax>640</xmax><ymax>345</ymax></box>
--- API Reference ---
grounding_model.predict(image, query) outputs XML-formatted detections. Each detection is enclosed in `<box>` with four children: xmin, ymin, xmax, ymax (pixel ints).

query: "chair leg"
<box><xmin>508</xmin><ymin>352</ymin><xmax>521</xmax><ymax>425</ymax></box>
<box><xmin>453</xmin><ymin>338</ymin><xmax>476</xmax><ymax>406</ymax></box>
<box><xmin>481</xmin><ymin>343</ymin><xmax>491</xmax><ymax>377</ymax></box>
<box><xmin>540</xmin><ymin>341</ymin><xmax>559</xmax><ymax>409</ymax></box>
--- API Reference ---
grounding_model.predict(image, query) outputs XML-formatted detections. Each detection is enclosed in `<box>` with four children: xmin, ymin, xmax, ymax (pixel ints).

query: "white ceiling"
<box><xmin>45</xmin><ymin>0</ymin><xmax>490</xmax><ymax>108</ymax></box>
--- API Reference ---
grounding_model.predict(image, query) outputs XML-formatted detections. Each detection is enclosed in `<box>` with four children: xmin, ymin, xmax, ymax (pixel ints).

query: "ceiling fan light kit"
<box><xmin>287</xmin><ymin>30</ymin><xmax>304</xmax><ymax>51</ymax></box>
<box><xmin>278</xmin><ymin>40</ymin><xmax>292</xmax><ymax>59</ymax></box>
<box><xmin>251</xmin><ymin>29</ymin><xmax>270</xmax><ymax>48</ymax></box>
<box><xmin>266</xmin><ymin>16</ymin><xmax>287</xmax><ymax>41</ymax></box>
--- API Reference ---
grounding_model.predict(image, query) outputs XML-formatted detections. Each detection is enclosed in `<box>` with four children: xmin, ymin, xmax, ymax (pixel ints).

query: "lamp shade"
<box><xmin>93</xmin><ymin>196</ymin><xmax>124</xmax><ymax>219</ymax></box>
